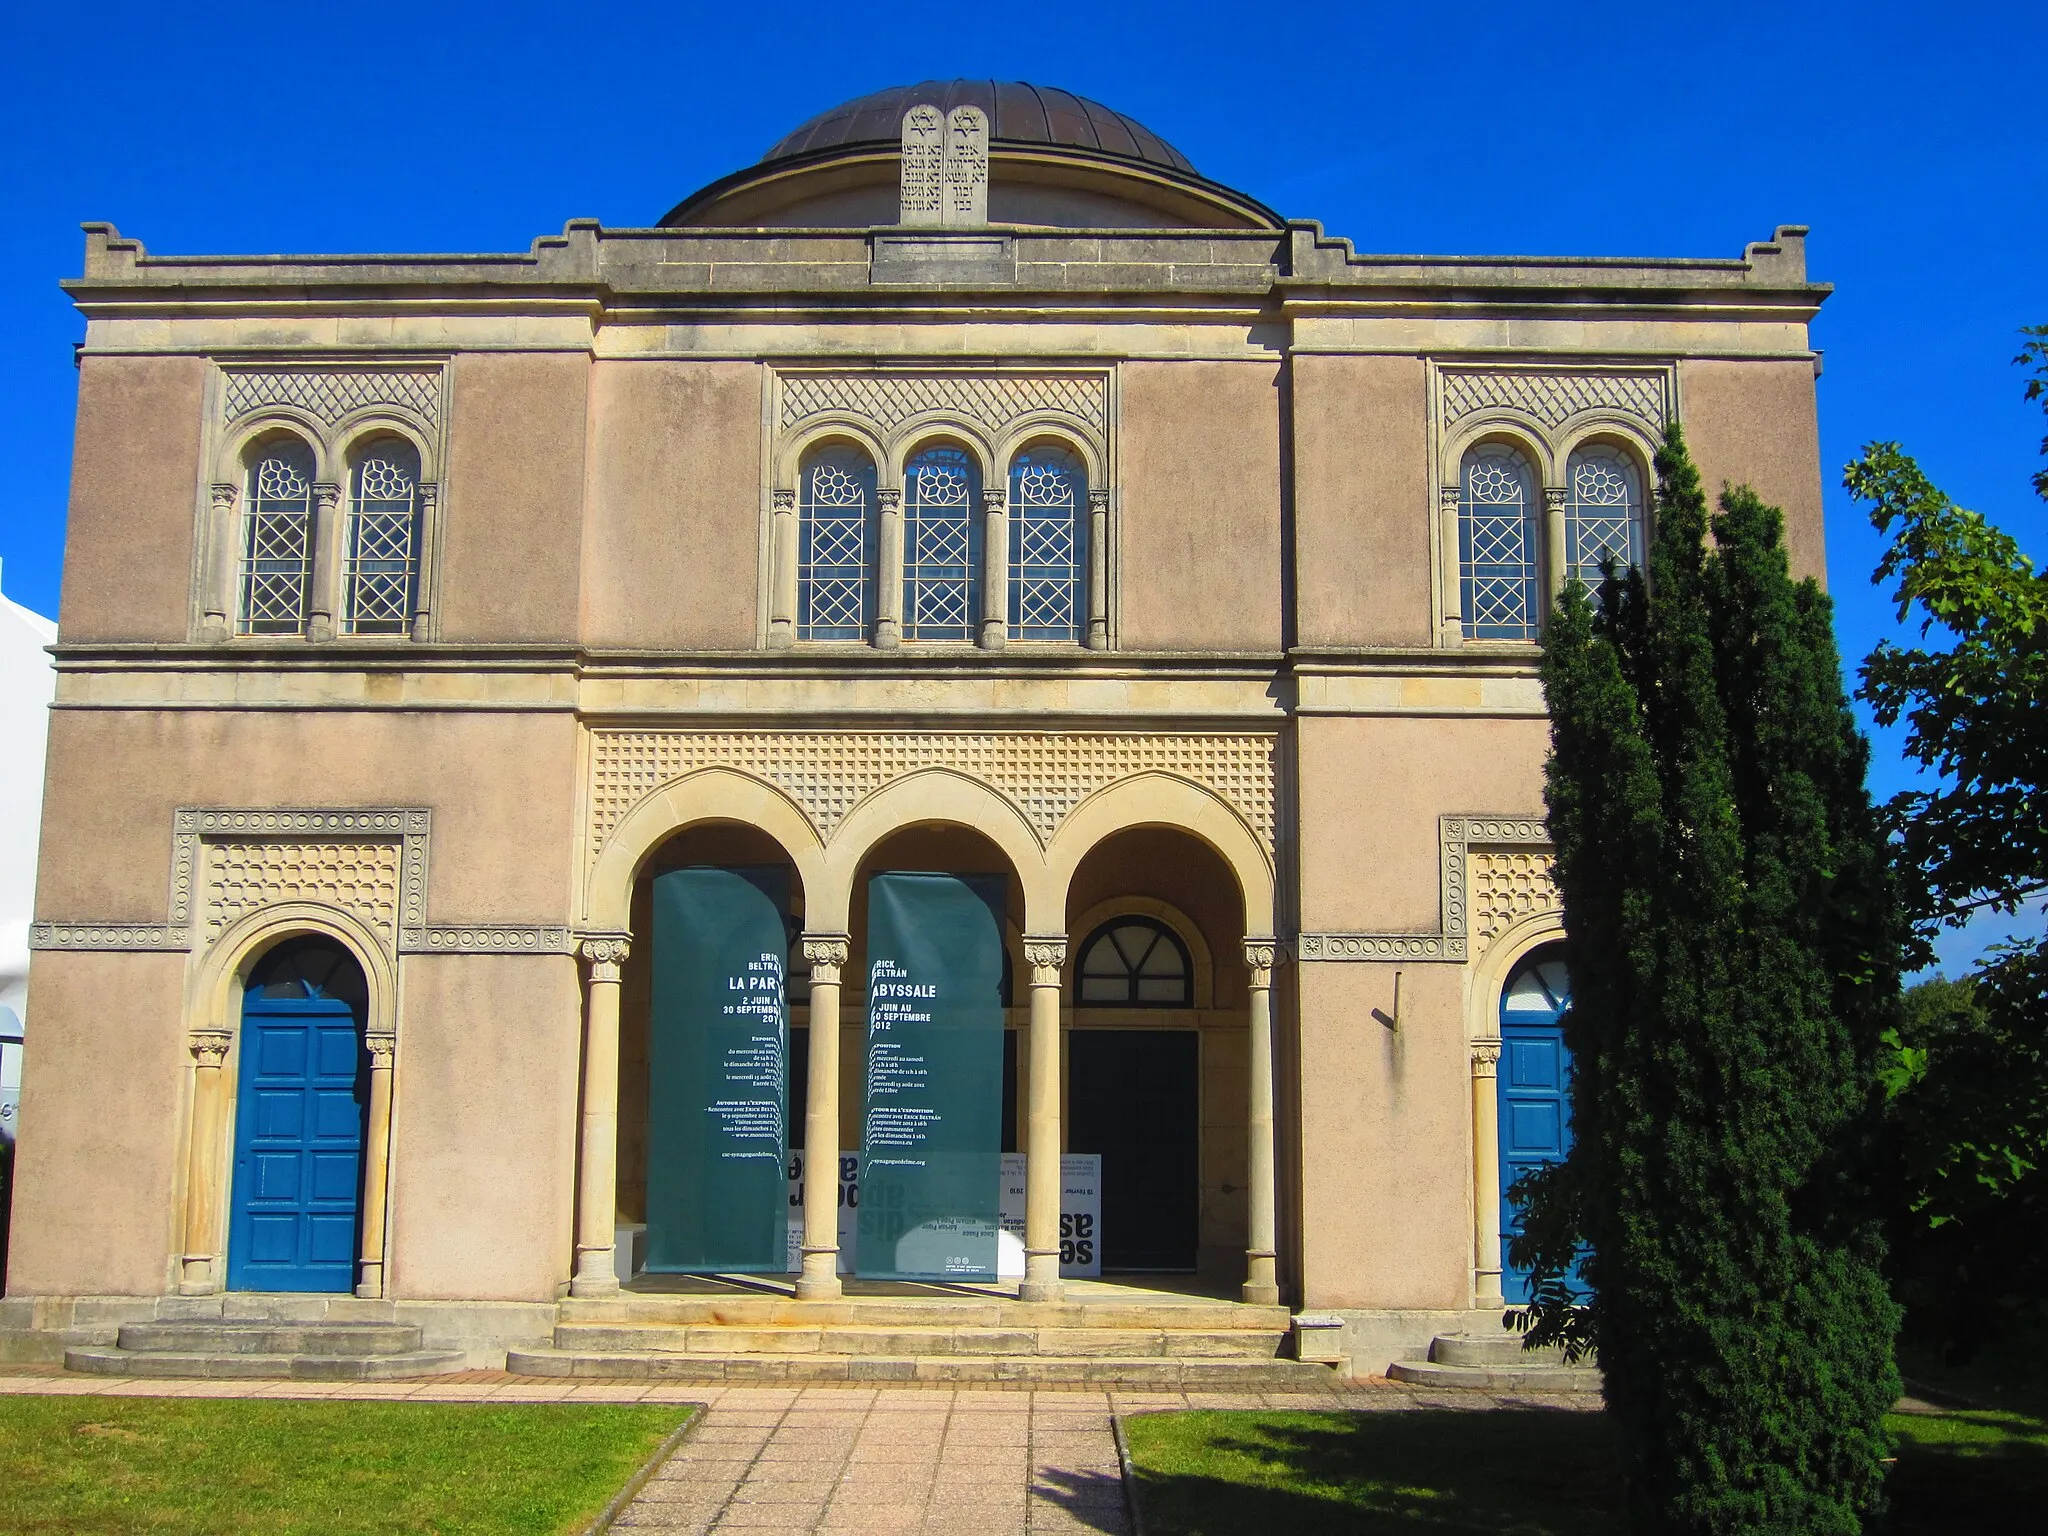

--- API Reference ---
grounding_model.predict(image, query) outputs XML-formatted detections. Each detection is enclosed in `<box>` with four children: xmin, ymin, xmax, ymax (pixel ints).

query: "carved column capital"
<box><xmin>1439</xmin><ymin>483</ymin><xmax>1463</xmax><ymax>511</ymax></box>
<box><xmin>365</xmin><ymin>1033</ymin><xmax>397</xmax><ymax>1065</ymax></box>
<box><xmin>579</xmin><ymin>934</ymin><xmax>632</xmax><ymax>980</ymax></box>
<box><xmin>981</xmin><ymin>487</ymin><xmax>1006</xmax><ymax>514</ymax></box>
<box><xmin>417</xmin><ymin>481</ymin><xmax>439</xmax><ymax>511</ymax></box>
<box><xmin>1087</xmin><ymin>487</ymin><xmax>1110</xmax><ymax>515</ymax></box>
<box><xmin>312</xmin><ymin>482</ymin><xmax>342</xmax><ymax>510</ymax></box>
<box><xmin>802</xmin><ymin>932</ymin><xmax>850</xmax><ymax>984</ymax></box>
<box><xmin>1242</xmin><ymin>937</ymin><xmax>1278</xmax><ymax>987</ymax></box>
<box><xmin>877</xmin><ymin>486</ymin><xmax>902</xmax><ymax>511</ymax></box>
<box><xmin>772</xmin><ymin>487</ymin><xmax>797</xmax><ymax>512</ymax></box>
<box><xmin>1543</xmin><ymin>485</ymin><xmax>1569</xmax><ymax>512</ymax></box>
<box><xmin>210</xmin><ymin>482</ymin><xmax>240</xmax><ymax>511</ymax></box>
<box><xmin>1022</xmin><ymin>935</ymin><xmax>1067</xmax><ymax>987</ymax></box>
<box><xmin>189</xmin><ymin>1030</ymin><xmax>232</xmax><ymax>1068</ymax></box>
<box><xmin>1471</xmin><ymin>1037</ymin><xmax>1502</xmax><ymax>1078</ymax></box>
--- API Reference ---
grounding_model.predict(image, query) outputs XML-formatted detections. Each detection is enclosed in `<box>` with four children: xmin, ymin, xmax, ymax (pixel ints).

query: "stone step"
<box><xmin>561</xmin><ymin>1296</ymin><xmax>1289</xmax><ymax>1332</ymax></box>
<box><xmin>117</xmin><ymin>1322</ymin><xmax>426</xmax><ymax>1357</ymax></box>
<box><xmin>156</xmin><ymin>1294</ymin><xmax>400</xmax><ymax>1326</ymax></box>
<box><xmin>65</xmin><ymin>1346</ymin><xmax>468</xmax><ymax>1382</ymax></box>
<box><xmin>551</xmin><ymin>1322</ymin><xmax>1286</xmax><ymax>1360</ymax></box>
<box><xmin>507</xmin><ymin>1347</ymin><xmax>1337</xmax><ymax>1388</ymax></box>
<box><xmin>1384</xmin><ymin>1358</ymin><xmax>1602</xmax><ymax>1392</ymax></box>
<box><xmin>1427</xmin><ymin>1332</ymin><xmax>1571</xmax><ymax>1368</ymax></box>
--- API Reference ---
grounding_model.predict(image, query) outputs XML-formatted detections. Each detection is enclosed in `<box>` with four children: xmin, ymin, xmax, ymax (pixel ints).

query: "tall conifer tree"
<box><xmin>1522</xmin><ymin>424</ymin><xmax>1902</xmax><ymax>1534</ymax></box>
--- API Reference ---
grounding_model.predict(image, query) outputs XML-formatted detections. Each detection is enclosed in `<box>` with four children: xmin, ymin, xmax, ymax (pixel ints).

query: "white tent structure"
<box><xmin>0</xmin><ymin>567</ymin><xmax>55</xmax><ymax>1143</ymax></box>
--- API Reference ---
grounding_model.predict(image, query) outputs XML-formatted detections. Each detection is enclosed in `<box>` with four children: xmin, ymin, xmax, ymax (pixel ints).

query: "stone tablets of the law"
<box><xmin>899</xmin><ymin>105</ymin><xmax>944</xmax><ymax>226</ymax></box>
<box><xmin>942</xmin><ymin>106</ymin><xmax>989</xmax><ymax>227</ymax></box>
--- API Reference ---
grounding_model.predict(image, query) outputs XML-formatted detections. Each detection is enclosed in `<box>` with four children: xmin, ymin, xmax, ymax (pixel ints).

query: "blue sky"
<box><xmin>1</xmin><ymin>0</ymin><xmax>2041</xmax><ymax>967</ymax></box>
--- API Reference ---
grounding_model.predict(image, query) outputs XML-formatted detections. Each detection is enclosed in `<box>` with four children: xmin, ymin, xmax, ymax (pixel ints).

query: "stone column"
<box><xmin>409</xmin><ymin>482</ymin><xmax>438</xmax><ymax>641</ymax></box>
<box><xmin>979</xmin><ymin>486</ymin><xmax>1007</xmax><ymax>650</ymax></box>
<box><xmin>1085</xmin><ymin>488</ymin><xmax>1111</xmax><ymax>650</ymax></box>
<box><xmin>178</xmin><ymin>1030</ymin><xmax>233</xmax><ymax>1295</ymax></box>
<box><xmin>572</xmin><ymin>935</ymin><xmax>630</xmax><ymax>1297</ymax></box>
<box><xmin>1242</xmin><ymin>938</ymin><xmax>1281</xmax><ymax>1306</ymax></box>
<box><xmin>1438</xmin><ymin>484</ymin><xmax>1464</xmax><ymax>643</ymax></box>
<box><xmin>308</xmin><ymin>482</ymin><xmax>343</xmax><ymax>640</ymax></box>
<box><xmin>355</xmin><ymin>1033</ymin><xmax>397</xmax><ymax>1298</ymax></box>
<box><xmin>798</xmin><ymin>933</ymin><xmax>849</xmax><ymax>1300</ymax></box>
<box><xmin>1543</xmin><ymin>485</ymin><xmax>1569</xmax><ymax>615</ymax></box>
<box><xmin>769</xmin><ymin>488</ymin><xmax>799</xmax><ymax>647</ymax></box>
<box><xmin>875</xmin><ymin>487</ymin><xmax>904</xmax><ymax>649</ymax></box>
<box><xmin>203</xmin><ymin>483</ymin><xmax>239</xmax><ymax>640</ymax></box>
<box><xmin>1020</xmin><ymin>936</ymin><xmax>1067</xmax><ymax>1302</ymax></box>
<box><xmin>1471</xmin><ymin>1037</ymin><xmax>1505</xmax><ymax>1309</ymax></box>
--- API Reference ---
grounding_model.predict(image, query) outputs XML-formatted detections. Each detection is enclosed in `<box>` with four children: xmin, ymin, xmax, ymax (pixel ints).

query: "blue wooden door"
<box><xmin>1498</xmin><ymin>953</ymin><xmax>1574</xmax><ymax>1303</ymax></box>
<box><xmin>227</xmin><ymin>961</ymin><xmax>366</xmax><ymax>1293</ymax></box>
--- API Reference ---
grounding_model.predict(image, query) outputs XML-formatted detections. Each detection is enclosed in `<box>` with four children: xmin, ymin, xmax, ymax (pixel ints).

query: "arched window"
<box><xmin>1565</xmin><ymin>443</ymin><xmax>1646</xmax><ymax>586</ymax></box>
<box><xmin>238</xmin><ymin>436</ymin><xmax>317</xmax><ymax>635</ymax></box>
<box><xmin>1460</xmin><ymin>443</ymin><xmax>1540</xmax><ymax>641</ymax></box>
<box><xmin>1076</xmin><ymin>916</ymin><xmax>1193</xmax><ymax>1007</ymax></box>
<box><xmin>247</xmin><ymin>934</ymin><xmax>369</xmax><ymax>1013</ymax></box>
<box><xmin>798</xmin><ymin>445</ymin><xmax>876</xmax><ymax>640</ymax></box>
<box><xmin>344</xmin><ymin>437</ymin><xmax>421</xmax><ymax>635</ymax></box>
<box><xmin>902</xmin><ymin>444</ymin><xmax>981</xmax><ymax>641</ymax></box>
<box><xmin>1007</xmin><ymin>443</ymin><xmax>1086</xmax><ymax>642</ymax></box>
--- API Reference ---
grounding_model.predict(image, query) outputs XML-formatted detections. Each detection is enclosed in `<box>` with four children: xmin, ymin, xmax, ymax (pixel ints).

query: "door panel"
<box><xmin>1498</xmin><ymin>955</ymin><xmax>1576</xmax><ymax>1303</ymax></box>
<box><xmin>1068</xmin><ymin>1030</ymin><xmax>1199</xmax><ymax>1271</ymax></box>
<box><xmin>228</xmin><ymin>998</ymin><xmax>365</xmax><ymax>1293</ymax></box>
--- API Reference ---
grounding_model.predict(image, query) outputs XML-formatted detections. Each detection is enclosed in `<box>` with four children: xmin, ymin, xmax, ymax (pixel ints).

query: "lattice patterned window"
<box><xmin>1565</xmin><ymin>444</ymin><xmax>1645</xmax><ymax>586</ymax></box>
<box><xmin>903</xmin><ymin>443</ymin><xmax>982</xmax><ymax>642</ymax></box>
<box><xmin>238</xmin><ymin>437</ymin><xmax>317</xmax><ymax>635</ymax></box>
<box><xmin>1075</xmin><ymin>917</ymin><xmax>1193</xmax><ymax>1007</ymax></box>
<box><xmin>1007</xmin><ymin>444</ymin><xmax>1086</xmax><ymax>642</ymax></box>
<box><xmin>344</xmin><ymin>438</ymin><xmax>421</xmax><ymax>635</ymax></box>
<box><xmin>798</xmin><ymin>446</ymin><xmax>876</xmax><ymax>640</ymax></box>
<box><xmin>1459</xmin><ymin>443</ymin><xmax>1540</xmax><ymax>641</ymax></box>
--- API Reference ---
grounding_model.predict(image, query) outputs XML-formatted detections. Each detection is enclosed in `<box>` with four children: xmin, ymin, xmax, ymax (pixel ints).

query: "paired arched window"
<box><xmin>1008</xmin><ymin>443</ymin><xmax>1086</xmax><ymax>642</ymax></box>
<box><xmin>903</xmin><ymin>444</ymin><xmax>982</xmax><ymax>641</ymax></box>
<box><xmin>797</xmin><ymin>445</ymin><xmax>876</xmax><ymax>640</ymax></box>
<box><xmin>239</xmin><ymin>436</ymin><xmax>318</xmax><ymax>635</ymax></box>
<box><xmin>1564</xmin><ymin>444</ymin><xmax>1644</xmax><ymax>586</ymax></box>
<box><xmin>1459</xmin><ymin>443</ymin><xmax>1541</xmax><ymax>641</ymax></box>
<box><xmin>1075</xmin><ymin>916</ymin><xmax>1193</xmax><ymax>1007</ymax></box>
<box><xmin>344</xmin><ymin>438</ymin><xmax>421</xmax><ymax>635</ymax></box>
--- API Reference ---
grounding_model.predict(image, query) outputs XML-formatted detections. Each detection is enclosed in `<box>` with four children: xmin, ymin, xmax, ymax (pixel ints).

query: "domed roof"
<box><xmin>761</xmin><ymin>81</ymin><xmax>1198</xmax><ymax>177</ymax></box>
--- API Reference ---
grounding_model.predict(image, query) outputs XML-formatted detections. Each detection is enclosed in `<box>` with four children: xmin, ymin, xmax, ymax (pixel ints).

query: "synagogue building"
<box><xmin>3</xmin><ymin>82</ymin><xmax>1829</xmax><ymax>1382</ymax></box>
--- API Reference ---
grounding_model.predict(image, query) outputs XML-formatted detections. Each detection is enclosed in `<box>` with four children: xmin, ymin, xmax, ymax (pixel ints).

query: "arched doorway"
<box><xmin>227</xmin><ymin>935</ymin><xmax>370</xmax><ymax>1293</ymax></box>
<box><xmin>1498</xmin><ymin>947</ymin><xmax>1573</xmax><ymax>1303</ymax></box>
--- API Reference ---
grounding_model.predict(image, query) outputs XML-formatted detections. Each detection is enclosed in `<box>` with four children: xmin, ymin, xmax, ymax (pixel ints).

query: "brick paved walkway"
<box><xmin>0</xmin><ymin>1370</ymin><xmax>1600</xmax><ymax>1534</ymax></box>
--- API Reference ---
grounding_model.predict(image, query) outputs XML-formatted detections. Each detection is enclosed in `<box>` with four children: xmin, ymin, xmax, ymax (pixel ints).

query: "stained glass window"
<box><xmin>1459</xmin><ymin>443</ymin><xmax>1540</xmax><ymax>641</ymax></box>
<box><xmin>1565</xmin><ymin>444</ymin><xmax>1645</xmax><ymax>586</ymax></box>
<box><xmin>798</xmin><ymin>446</ymin><xmax>876</xmax><ymax>640</ymax></box>
<box><xmin>903</xmin><ymin>444</ymin><xmax>981</xmax><ymax>642</ymax></box>
<box><xmin>1076</xmin><ymin>917</ymin><xmax>1193</xmax><ymax>1007</ymax></box>
<box><xmin>238</xmin><ymin>437</ymin><xmax>317</xmax><ymax>636</ymax></box>
<box><xmin>344</xmin><ymin>438</ymin><xmax>421</xmax><ymax>635</ymax></box>
<box><xmin>1007</xmin><ymin>444</ymin><xmax>1085</xmax><ymax>642</ymax></box>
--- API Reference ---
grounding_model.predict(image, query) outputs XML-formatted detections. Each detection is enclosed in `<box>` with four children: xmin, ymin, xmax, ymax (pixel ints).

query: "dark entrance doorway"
<box><xmin>1068</xmin><ymin>1030</ymin><xmax>1199</xmax><ymax>1271</ymax></box>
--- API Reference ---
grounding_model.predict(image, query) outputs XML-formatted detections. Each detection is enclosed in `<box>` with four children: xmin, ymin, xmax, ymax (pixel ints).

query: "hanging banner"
<box><xmin>858</xmin><ymin>871</ymin><xmax>1006</xmax><ymax>1280</ymax></box>
<box><xmin>646</xmin><ymin>866</ymin><xmax>789</xmax><ymax>1272</ymax></box>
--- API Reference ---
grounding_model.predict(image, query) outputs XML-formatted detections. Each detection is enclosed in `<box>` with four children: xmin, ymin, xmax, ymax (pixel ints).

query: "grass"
<box><xmin>0</xmin><ymin>1396</ymin><xmax>691</xmax><ymax>1535</ymax></box>
<box><xmin>1123</xmin><ymin>1404</ymin><xmax>2048</xmax><ymax>1535</ymax></box>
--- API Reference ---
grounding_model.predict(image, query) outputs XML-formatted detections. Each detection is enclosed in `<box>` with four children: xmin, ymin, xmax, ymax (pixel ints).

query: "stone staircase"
<box><xmin>1386</xmin><ymin>1329</ymin><xmax>1601</xmax><ymax>1393</ymax></box>
<box><xmin>508</xmin><ymin>1293</ymin><xmax>1336</xmax><ymax>1387</ymax></box>
<box><xmin>65</xmin><ymin>1296</ymin><xmax>467</xmax><ymax>1381</ymax></box>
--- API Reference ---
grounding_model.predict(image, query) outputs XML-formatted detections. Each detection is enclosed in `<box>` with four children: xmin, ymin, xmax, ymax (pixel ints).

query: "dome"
<box><xmin>660</xmin><ymin>81</ymin><xmax>1274</xmax><ymax>231</ymax></box>
<box><xmin>760</xmin><ymin>81</ymin><xmax>1198</xmax><ymax>177</ymax></box>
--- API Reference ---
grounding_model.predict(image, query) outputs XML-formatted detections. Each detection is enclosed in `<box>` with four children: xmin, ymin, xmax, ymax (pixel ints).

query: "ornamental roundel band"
<box><xmin>585</xmin><ymin>729</ymin><xmax>1278</xmax><ymax>870</ymax></box>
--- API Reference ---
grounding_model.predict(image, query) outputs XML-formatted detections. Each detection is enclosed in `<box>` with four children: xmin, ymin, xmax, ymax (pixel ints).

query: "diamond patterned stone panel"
<box><xmin>222</xmin><ymin>369</ymin><xmax>444</xmax><ymax>429</ymax></box>
<box><xmin>781</xmin><ymin>373</ymin><xmax>1108</xmax><ymax>434</ymax></box>
<box><xmin>1441</xmin><ymin>369</ymin><xmax>1668</xmax><ymax>431</ymax></box>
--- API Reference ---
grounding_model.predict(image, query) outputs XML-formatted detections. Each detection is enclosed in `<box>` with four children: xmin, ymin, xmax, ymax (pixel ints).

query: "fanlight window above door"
<box><xmin>1076</xmin><ymin>917</ymin><xmax>1193</xmax><ymax>1007</ymax></box>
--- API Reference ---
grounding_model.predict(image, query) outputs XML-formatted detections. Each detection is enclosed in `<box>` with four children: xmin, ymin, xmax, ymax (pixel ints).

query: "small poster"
<box><xmin>998</xmin><ymin>1153</ymin><xmax>1102</xmax><ymax>1278</ymax></box>
<box><xmin>784</xmin><ymin>1149</ymin><xmax>860</xmax><ymax>1274</ymax></box>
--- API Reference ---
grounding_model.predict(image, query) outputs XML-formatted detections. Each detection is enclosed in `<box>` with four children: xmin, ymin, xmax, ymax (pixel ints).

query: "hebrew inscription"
<box><xmin>899</xmin><ymin>106</ymin><xmax>944</xmax><ymax>226</ymax></box>
<box><xmin>943</xmin><ymin>106</ymin><xmax>989</xmax><ymax>226</ymax></box>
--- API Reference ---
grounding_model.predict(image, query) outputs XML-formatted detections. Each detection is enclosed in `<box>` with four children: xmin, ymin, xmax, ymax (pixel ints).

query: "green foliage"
<box><xmin>1515</xmin><ymin>422</ymin><xmax>1904</xmax><ymax>1534</ymax></box>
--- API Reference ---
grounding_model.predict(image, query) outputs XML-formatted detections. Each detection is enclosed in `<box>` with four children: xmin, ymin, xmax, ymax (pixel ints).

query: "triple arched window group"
<box><xmin>226</xmin><ymin>429</ymin><xmax>432</xmax><ymax>639</ymax></box>
<box><xmin>1457</xmin><ymin>440</ymin><xmax>1648</xmax><ymax>641</ymax></box>
<box><xmin>791</xmin><ymin>437</ymin><xmax>1101</xmax><ymax>647</ymax></box>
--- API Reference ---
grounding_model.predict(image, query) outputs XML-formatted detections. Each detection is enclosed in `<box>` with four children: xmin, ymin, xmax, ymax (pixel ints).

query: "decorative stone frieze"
<box><xmin>1439</xmin><ymin>368</ymin><xmax>1669</xmax><ymax>434</ymax></box>
<box><xmin>586</xmin><ymin>729</ymin><xmax>1278</xmax><ymax>869</ymax></box>
<box><xmin>778</xmin><ymin>372</ymin><xmax>1108</xmax><ymax>436</ymax></box>
<box><xmin>30</xmin><ymin>923</ymin><xmax>190</xmax><ymax>951</ymax></box>
<box><xmin>1296</xmin><ymin>814</ymin><xmax>1554</xmax><ymax>964</ymax></box>
<box><xmin>404</xmin><ymin>926</ymin><xmax>573</xmax><ymax>955</ymax></box>
<box><xmin>171</xmin><ymin>809</ymin><xmax>428</xmax><ymax>932</ymax></box>
<box><xmin>220</xmin><ymin>367</ymin><xmax>445</xmax><ymax>431</ymax></box>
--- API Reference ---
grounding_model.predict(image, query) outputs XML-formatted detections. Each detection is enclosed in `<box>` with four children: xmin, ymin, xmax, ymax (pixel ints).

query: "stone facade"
<box><xmin>6</xmin><ymin>85</ymin><xmax>1829</xmax><ymax>1371</ymax></box>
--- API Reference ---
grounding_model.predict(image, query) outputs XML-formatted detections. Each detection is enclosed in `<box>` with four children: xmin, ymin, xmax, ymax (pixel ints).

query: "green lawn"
<box><xmin>0</xmin><ymin>1396</ymin><xmax>692</xmax><ymax>1536</ymax></box>
<box><xmin>1123</xmin><ymin>1405</ymin><xmax>2048</xmax><ymax>1535</ymax></box>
